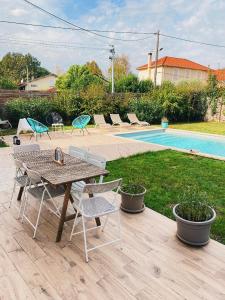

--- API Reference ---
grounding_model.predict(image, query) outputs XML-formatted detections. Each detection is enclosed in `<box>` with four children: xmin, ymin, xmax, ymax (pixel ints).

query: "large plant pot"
<box><xmin>120</xmin><ymin>186</ymin><xmax>146</xmax><ymax>213</ymax></box>
<box><xmin>173</xmin><ymin>204</ymin><xmax>216</xmax><ymax>246</ymax></box>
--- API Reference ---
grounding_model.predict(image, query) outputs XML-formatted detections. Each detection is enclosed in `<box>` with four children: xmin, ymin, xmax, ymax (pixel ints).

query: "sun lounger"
<box><xmin>94</xmin><ymin>114</ymin><xmax>111</xmax><ymax>127</ymax></box>
<box><xmin>110</xmin><ymin>114</ymin><xmax>130</xmax><ymax>126</ymax></box>
<box><xmin>127</xmin><ymin>113</ymin><xmax>149</xmax><ymax>126</ymax></box>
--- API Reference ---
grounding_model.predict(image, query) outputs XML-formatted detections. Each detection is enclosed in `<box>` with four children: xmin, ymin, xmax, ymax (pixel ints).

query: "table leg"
<box><xmin>56</xmin><ymin>182</ymin><xmax>72</xmax><ymax>242</ymax></box>
<box><xmin>17</xmin><ymin>187</ymin><xmax>24</xmax><ymax>201</ymax></box>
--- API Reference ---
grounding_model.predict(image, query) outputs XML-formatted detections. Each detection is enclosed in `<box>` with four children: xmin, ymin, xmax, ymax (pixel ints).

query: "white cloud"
<box><xmin>0</xmin><ymin>0</ymin><xmax>225</xmax><ymax>74</ymax></box>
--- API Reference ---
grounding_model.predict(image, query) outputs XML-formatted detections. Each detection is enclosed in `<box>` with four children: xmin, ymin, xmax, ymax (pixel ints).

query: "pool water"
<box><xmin>116</xmin><ymin>130</ymin><xmax>225</xmax><ymax>158</ymax></box>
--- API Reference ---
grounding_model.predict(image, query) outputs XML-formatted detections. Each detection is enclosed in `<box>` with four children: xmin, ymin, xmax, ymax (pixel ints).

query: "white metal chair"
<box><xmin>70</xmin><ymin>178</ymin><xmax>122</xmax><ymax>262</ymax></box>
<box><xmin>72</xmin><ymin>152</ymin><xmax>107</xmax><ymax>195</ymax></box>
<box><xmin>13</xmin><ymin>143</ymin><xmax>40</xmax><ymax>154</ymax></box>
<box><xmin>9</xmin><ymin>144</ymin><xmax>41</xmax><ymax>216</ymax></box>
<box><xmin>22</xmin><ymin>167</ymin><xmax>64</xmax><ymax>238</ymax></box>
<box><xmin>9</xmin><ymin>159</ymin><xmax>28</xmax><ymax>218</ymax></box>
<box><xmin>68</xmin><ymin>145</ymin><xmax>87</xmax><ymax>160</ymax></box>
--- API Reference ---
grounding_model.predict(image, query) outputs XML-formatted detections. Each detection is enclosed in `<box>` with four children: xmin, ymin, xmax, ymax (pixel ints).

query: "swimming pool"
<box><xmin>116</xmin><ymin>129</ymin><xmax>225</xmax><ymax>158</ymax></box>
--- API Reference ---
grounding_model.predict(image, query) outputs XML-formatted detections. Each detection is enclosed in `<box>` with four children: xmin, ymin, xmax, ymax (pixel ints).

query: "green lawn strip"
<box><xmin>170</xmin><ymin>121</ymin><xmax>225</xmax><ymax>136</ymax></box>
<box><xmin>106</xmin><ymin>150</ymin><xmax>225</xmax><ymax>245</ymax></box>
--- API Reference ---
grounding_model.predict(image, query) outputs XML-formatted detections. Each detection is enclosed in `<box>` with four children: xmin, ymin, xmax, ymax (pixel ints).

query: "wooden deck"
<box><xmin>0</xmin><ymin>188</ymin><xmax>224</xmax><ymax>300</ymax></box>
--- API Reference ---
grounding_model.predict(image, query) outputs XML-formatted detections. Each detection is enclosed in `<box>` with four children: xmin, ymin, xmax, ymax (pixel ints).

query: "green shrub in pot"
<box><xmin>173</xmin><ymin>187</ymin><xmax>216</xmax><ymax>246</ymax></box>
<box><xmin>120</xmin><ymin>182</ymin><xmax>146</xmax><ymax>214</ymax></box>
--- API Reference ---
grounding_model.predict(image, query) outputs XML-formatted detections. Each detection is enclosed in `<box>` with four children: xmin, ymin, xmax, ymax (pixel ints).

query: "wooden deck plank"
<box><xmin>0</xmin><ymin>188</ymin><xmax>224</xmax><ymax>299</ymax></box>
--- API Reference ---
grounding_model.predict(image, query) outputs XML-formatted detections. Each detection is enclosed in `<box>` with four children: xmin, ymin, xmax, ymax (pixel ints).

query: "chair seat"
<box><xmin>27</xmin><ymin>185</ymin><xmax>64</xmax><ymax>201</ymax></box>
<box><xmin>15</xmin><ymin>175</ymin><xmax>28</xmax><ymax>187</ymax></box>
<box><xmin>74</xmin><ymin>195</ymin><xmax>118</xmax><ymax>218</ymax></box>
<box><xmin>72</xmin><ymin>181</ymin><xmax>86</xmax><ymax>192</ymax></box>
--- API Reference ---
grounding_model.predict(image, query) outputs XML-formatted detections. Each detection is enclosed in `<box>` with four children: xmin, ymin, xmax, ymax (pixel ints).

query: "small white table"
<box><xmin>52</xmin><ymin>123</ymin><xmax>64</xmax><ymax>132</ymax></box>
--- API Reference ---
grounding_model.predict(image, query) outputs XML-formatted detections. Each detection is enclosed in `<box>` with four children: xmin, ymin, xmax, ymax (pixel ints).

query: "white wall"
<box><xmin>138</xmin><ymin>66</ymin><xmax>208</xmax><ymax>85</ymax></box>
<box><xmin>25</xmin><ymin>75</ymin><xmax>56</xmax><ymax>91</ymax></box>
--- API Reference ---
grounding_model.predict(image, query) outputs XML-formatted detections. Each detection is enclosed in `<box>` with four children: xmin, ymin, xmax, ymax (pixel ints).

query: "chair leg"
<box><xmin>47</xmin><ymin>132</ymin><xmax>51</xmax><ymax>140</ymax></box>
<box><xmin>102</xmin><ymin>214</ymin><xmax>110</xmax><ymax>232</ymax></box>
<box><xmin>85</xmin><ymin>127</ymin><xmax>89</xmax><ymax>134</ymax></box>
<box><xmin>18</xmin><ymin>188</ymin><xmax>26</xmax><ymax>219</ymax></box>
<box><xmin>33</xmin><ymin>197</ymin><xmax>44</xmax><ymax>239</ymax></box>
<box><xmin>30</xmin><ymin>133</ymin><xmax>34</xmax><ymax>140</ymax></box>
<box><xmin>71</xmin><ymin>127</ymin><xmax>74</xmax><ymax>135</ymax></box>
<box><xmin>70</xmin><ymin>210</ymin><xmax>79</xmax><ymax>241</ymax></box>
<box><xmin>21</xmin><ymin>192</ymin><xmax>29</xmax><ymax>223</ymax></box>
<box><xmin>81</xmin><ymin>215</ymin><xmax>89</xmax><ymax>262</ymax></box>
<box><xmin>9</xmin><ymin>181</ymin><xmax>16</xmax><ymax>208</ymax></box>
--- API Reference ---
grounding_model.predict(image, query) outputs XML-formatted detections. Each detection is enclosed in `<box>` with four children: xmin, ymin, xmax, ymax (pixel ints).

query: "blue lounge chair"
<box><xmin>27</xmin><ymin>118</ymin><xmax>51</xmax><ymax>140</ymax></box>
<box><xmin>72</xmin><ymin>115</ymin><xmax>90</xmax><ymax>135</ymax></box>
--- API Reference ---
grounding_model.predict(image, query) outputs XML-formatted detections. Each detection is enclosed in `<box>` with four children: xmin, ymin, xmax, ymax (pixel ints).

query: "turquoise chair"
<box><xmin>72</xmin><ymin>115</ymin><xmax>90</xmax><ymax>135</ymax></box>
<box><xmin>27</xmin><ymin>118</ymin><xmax>51</xmax><ymax>140</ymax></box>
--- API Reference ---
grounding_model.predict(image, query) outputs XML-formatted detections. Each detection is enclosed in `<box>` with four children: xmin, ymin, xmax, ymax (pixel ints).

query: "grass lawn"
<box><xmin>170</xmin><ymin>121</ymin><xmax>225</xmax><ymax>135</ymax></box>
<box><xmin>107</xmin><ymin>150</ymin><xmax>225</xmax><ymax>245</ymax></box>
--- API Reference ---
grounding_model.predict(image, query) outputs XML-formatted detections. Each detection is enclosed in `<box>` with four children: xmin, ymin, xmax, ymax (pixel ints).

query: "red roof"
<box><xmin>137</xmin><ymin>56</ymin><xmax>210</xmax><ymax>72</ymax></box>
<box><xmin>213</xmin><ymin>70</ymin><xmax>225</xmax><ymax>81</ymax></box>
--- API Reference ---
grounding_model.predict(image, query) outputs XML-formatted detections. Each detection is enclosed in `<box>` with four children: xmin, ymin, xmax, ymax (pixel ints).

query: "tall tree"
<box><xmin>0</xmin><ymin>52</ymin><xmax>49</xmax><ymax>83</ymax></box>
<box><xmin>85</xmin><ymin>61</ymin><xmax>103</xmax><ymax>77</ymax></box>
<box><xmin>55</xmin><ymin>64</ymin><xmax>102</xmax><ymax>91</ymax></box>
<box><xmin>108</xmin><ymin>55</ymin><xmax>130</xmax><ymax>81</ymax></box>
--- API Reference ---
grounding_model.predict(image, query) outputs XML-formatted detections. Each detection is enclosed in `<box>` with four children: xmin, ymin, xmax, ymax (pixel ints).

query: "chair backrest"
<box><xmin>86</xmin><ymin>152</ymin><xmax>106</xmax><ymax>183</ymax></box>
<box><xmin>25</xmin><ymin>166</ymin><xmax>42</xmax><ymax>185</ymax></box>
<box><xmin>94</xmin><ymin>114</ymin><xmax>106</xmax><ymax>125</ymax></box>
<box><xmin>110</xmin><ymin>114</ymin><xmax>122</xmax><ymax>124</ymax></box>
<box><xmin>72</xmin><ymin>115</ymin><xmax>91</xmax><ymax>129</ymax></box>
<box><xmin>127</xmin><ymin>113</ymin><xmax>138</xmax><ymax>123</ymax></box>
<box><xmin>83</xmin><ymin>178</ymin><xmax>122</xmax><ymax>194</ymax></box>
<box><xmin>14</xmin><ymin>158</ymin><xmax>23</xmax><ymax>169</ymax></box>
<box><xmin>68</xmin><ymin>145</ymin><xmax>87</xmax><ymax>160</ymax></box>
<box><xmin>27</xmin><ymin>118</ymin><xmax>48</xmax><ymax>133</ymax></box>
<box><xmin>13</xmin><ymin>144</ymin><xmax>40</xmax><ymax>154</ymax></box>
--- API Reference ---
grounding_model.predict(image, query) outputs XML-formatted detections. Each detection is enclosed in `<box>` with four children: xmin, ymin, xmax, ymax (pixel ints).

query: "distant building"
<box><xmin>137</xmin><ymin>56</ymin><xmax>211</xmax><ymax>85</ymax></box>
<box><xmin>19</xmin><ymin>74</ymin><xmax>57</xmax><ymax>91</ymax></box>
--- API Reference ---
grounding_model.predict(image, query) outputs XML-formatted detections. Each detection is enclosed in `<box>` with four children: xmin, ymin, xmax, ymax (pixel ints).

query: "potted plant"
<box><xmin>161</xmin><ymin>117</ymin><xmax>169</xmax><ymax>128</ymax></box>
<box><xmin>120</xmin><ymin>183</ymin><xmax>146</xmax><ymax>213</ymax></box>
<box><xmin>173</xmin><ymin>188</ymin><xmax>216</xmax><ymax>246</ymax></box>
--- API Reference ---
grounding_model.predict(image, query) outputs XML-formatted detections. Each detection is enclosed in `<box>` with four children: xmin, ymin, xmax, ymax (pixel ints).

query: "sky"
<box><xmin>1</xmin><ymin>0</ymin><xmax>225</xmax><ymax>75</ymax></box>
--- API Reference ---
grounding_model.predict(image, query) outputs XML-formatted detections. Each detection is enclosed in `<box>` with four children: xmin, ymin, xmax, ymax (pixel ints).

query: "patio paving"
<box><xmin>0</xmin><ymin>127</ymin><xmax>225</xmax><ymax>299</ymax></box>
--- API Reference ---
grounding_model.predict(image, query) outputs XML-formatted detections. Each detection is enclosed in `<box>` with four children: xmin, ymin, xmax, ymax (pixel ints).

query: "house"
<box><xmin>137</xmin><ymin>56</ymin><xmax>211</xmax><ymax>85</ymax></box>
<box><xmin>19</xmin><ymin>74</ymin><xmax>57</xmax><ymax>91</ymax></box>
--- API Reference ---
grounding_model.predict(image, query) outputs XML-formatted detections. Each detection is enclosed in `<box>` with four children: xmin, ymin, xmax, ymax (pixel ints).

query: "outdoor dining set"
<box><xmin>10</xmin><ymin>144</ymin><xmax>122</xmax><ymax>262</ymax></box>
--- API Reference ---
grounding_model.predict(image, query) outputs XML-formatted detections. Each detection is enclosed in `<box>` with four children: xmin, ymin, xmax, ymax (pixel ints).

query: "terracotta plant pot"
<box><xmin>120</xmin><ymin>185</ymin><xmax>146</xmax><ymax>213</ymax></box>
<box><xmin>173</xmin><ymin>204</ymin><xmax>216</xmax><ymax>246</ymax></box>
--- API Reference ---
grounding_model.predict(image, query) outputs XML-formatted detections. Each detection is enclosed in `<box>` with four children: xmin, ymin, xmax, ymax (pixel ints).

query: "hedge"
<box><xmin>2</xmin><ymin>81</ymin><xmax>208</xmax><ymax>127</ymax></box>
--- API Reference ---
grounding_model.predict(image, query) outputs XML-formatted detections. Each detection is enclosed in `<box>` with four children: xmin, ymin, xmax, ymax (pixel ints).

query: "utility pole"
<box><xmin>109</xmin><ymin>45</ymin><xmax>115</xmax><ymax>93</ymax></box>
<box><xmin>154</xmin><ymin>30</ymin><xmax>160</xmax><ymax>87</ymax></box>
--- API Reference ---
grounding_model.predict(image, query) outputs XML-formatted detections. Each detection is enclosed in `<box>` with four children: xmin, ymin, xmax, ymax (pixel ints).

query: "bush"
<box><xmin>4</xmin><ymin>97</ymin><xmax>55</xmax><ymax>127</ymax></box>
<box><xmin>0</xmin><ymin>77</ymin><xmax>17</xmax><ymax>89</ymax></box>
<box><xmin>3</xmin><ymin>80</ymin><xmax>208</xmax><ymax>127</ymax></box>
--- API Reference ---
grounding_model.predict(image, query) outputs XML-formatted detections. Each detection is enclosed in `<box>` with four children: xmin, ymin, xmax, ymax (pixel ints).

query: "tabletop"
<box><xmin>13</xmin><ymin>149</ymin><xmax>108</xmax><ymax>185</ymax></box>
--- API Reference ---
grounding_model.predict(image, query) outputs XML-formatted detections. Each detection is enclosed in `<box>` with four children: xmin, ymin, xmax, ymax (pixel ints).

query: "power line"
<box><xmin>0</xmin><ymin>37</ymin><xmax>109</xmax><ymax>50</ymax></box>
<box><xmin>160</xmin><ymin>33</ymin><xmax>225</xmax><ymax>49</ymax></box>
<box><xmin>21</xmin><ymin>0</ymin><xmax>154</xmax><ymax>42</ymax></box>
<box><xmin>0</xmin><ymin>20</ymin><xmax>156</xmax><ymax>35</ymax></box>
<box><xmin>2</xmin><ymin>18</ymin><xmax>225</xmax><ymax>49</ymax></box>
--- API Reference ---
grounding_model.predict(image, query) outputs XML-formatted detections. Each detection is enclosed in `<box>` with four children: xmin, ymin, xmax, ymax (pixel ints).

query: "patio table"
<box><xmin>13</xmin><ymin>149</ymin><xmax>109</xmax><ymax>242</ymax></box>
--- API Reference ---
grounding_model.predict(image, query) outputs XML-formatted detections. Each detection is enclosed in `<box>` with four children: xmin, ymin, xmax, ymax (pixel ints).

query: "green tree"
<box><xmin>85</xmin><ymin>61</ymin><xmax>103</xmax><ymax>77</ymax></box>
<box><xmin>108</xmin><ymin>55</ymin><xmax>130</xmax><ymax>81</ymax></box>
<box><xmin>115</xmin><ymin>74</ymin><xmax>139</xmax><ymax>92</ymax></box>
<box><xmin>207</xmin><ymin>73</ymin><xmax>219</xmax><ymax>114</ymax></box>
<box><xmin>0</xmin><ymin>52</ymin><xmax>49</xmax><ymax>83</ymax></box>
<box><xmin>55</xmin><ymin>64</ymin><xmax>102</xmax><ymax>91</ymax></box>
